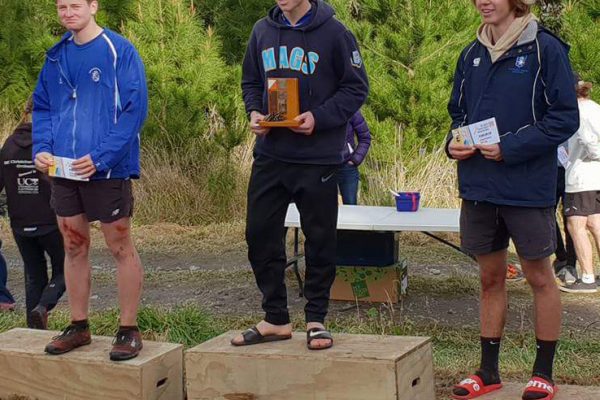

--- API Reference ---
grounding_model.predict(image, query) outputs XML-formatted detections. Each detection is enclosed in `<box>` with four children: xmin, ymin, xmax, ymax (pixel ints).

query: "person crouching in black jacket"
<box><xmin>0</xmin><ymin>98</ymin><xmax>65</xmax><ymax>329</ymax></box>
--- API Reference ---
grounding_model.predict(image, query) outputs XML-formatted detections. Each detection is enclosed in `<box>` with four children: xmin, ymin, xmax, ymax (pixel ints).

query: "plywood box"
<box><xmin>476</xmin><ymin>382</ymin><xmax>600</xmax><ymax>400</ymax></box>
<box><xmin>186</xmin><ymin>331</ymin><xmax>434</xmax><ymax>400</ymax></box>
<box><xmin>0</xmin><ymin>328</ymin><xmax>183</xmax><ymax>400</ymax></box>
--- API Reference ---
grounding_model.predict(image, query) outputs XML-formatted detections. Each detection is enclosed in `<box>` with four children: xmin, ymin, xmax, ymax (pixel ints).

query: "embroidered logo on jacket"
<box><xmin>473</xmin><ymin>57</ymin><xmax>481</xmax><ymax>67</ymax></box>
<box><xmin>351</xmin><ymin>50</ymin><xmax>363</xmax><ymax>68</ymax></box>
<box><xmin>89</xmin><ymin>67</ymin><xmax>102</xmax><ymax>83</ymax></box>
<box><xmin>515</xmin><ymin>56</ymin><xmax>527</xmax><ymax>68</ymax></box>
<box><xmin>509</xmin><ymin>55</ymin><xmax>529</xmax><ymax>74</ymax></box>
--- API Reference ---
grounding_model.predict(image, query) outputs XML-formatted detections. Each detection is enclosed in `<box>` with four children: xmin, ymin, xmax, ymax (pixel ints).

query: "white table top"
<box><xmin>284</xmin><ymin>204</ymin><xmax>460</xmax><ymax>233</ymax></box>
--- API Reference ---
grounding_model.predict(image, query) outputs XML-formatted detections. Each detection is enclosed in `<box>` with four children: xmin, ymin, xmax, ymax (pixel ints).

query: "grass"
<box><xmin>1</xmin><ymin>305</ymin><xmax>599</xmax><ymax>392</ymax></box>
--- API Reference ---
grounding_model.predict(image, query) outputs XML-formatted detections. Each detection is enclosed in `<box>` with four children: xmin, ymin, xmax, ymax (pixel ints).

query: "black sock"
<box><xmin>480</xmin><ymin>337</ymin><xmax>501</xmax><ymax>378</ymax></box>
<box><xmin>532</xmin><ymin>339</ymin><xmax>557</xmax><ymax>382</ymax></box>
<box><xmin>452</xmin><ymin>339</ymin><xmax>501</xmax><ymax>397</ymax></box>
<box><xmin>118</xmin><ymin>325</ymin><xmax>139</xmax><ymax>332</ymax></box>
<box><xmin>71</xmin><ymin>319</ymin><xmax>89</xmax><ymax>328</ymax></box>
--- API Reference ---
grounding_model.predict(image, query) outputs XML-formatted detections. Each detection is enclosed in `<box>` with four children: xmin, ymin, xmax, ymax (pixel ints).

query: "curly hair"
<box><xmin>576</xmin><ymin>81</ymin><xmax>593</xmax><ymax>99</ymax></box>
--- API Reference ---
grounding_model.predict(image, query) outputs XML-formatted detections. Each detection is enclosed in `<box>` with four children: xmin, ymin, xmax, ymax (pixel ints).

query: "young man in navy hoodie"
<box><xmin>233</xmin><ymin>0</ymin><xmax>369</xmax><ymax>350</ymax></box>
<box><xmin>33</xmin><ymin>0</ymin><xmax>148</xmax><ymax>361</ymax></box>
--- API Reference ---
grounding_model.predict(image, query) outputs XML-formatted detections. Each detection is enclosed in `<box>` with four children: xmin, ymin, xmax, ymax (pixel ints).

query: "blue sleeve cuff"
<box><xmin>90</xmin><ymin>151</ymin><xmax>110</xmax><ymax>172</ymax></box>
<box><xmin>32</xmin><ymin>145</ymin><xmax>53</xmax><ymax>160</ymax></box>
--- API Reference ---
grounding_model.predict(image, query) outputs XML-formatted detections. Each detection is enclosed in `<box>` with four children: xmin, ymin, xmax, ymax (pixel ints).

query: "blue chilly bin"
<box><xmin>395</xmin><ymin>192</ymin><xmax>420</xmax><ymax>212</ymax></box>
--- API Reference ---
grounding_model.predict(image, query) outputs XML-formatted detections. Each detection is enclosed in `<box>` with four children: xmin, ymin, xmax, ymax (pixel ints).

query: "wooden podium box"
<box><xmin>185</xmin><ymin>331</ymin><xmax>434</xmax><ymax>400</ymax></box>
<box><xmin>0</xmin><ymin>328</ymin><xmax>184</xmax><ymax>400</ymax></box>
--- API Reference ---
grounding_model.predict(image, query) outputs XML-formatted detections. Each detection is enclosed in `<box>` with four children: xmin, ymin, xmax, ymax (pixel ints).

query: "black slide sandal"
<box><xmin>231</xmin><ymin>326</ymin><xmax>292</xmax><ymax>346</ymax></box>
<box><xmin>306</xmin><ymin>327</ymin><xmax>334</xmax><ymax>350</ymax></box>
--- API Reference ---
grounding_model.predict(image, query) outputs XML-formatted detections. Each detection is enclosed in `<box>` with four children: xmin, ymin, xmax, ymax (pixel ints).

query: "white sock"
<box><xmin>581</xmin><ymin>273</ymin><xmax>596</xmax><ymax>284</ymax></box>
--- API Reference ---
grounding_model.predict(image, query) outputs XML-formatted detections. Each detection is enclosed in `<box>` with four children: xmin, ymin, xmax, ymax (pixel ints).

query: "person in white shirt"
<box><xmin>561</xmin><ymin>75</ymin><xmax>600</xmax><ymax>294</ymax></box>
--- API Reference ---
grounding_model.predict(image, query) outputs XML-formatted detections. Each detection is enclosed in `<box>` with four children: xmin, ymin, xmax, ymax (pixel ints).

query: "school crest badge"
<box><xmin>351</xmin><ymin>50</ymin><xmax>363</xmax><ymax>68</ymax></box>
<box><xmin>515</xmin><ymin>56</ymin><xmax>527</xmax><ymax>69</ymax></box>
<box><xmin>89</xmin><ymin>67</ymin><xmax>102</xmax><ymax>83</ymax></box>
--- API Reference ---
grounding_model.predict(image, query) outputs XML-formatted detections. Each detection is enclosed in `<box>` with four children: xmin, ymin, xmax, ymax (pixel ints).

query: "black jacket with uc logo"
<box><xmin>0</xmin><ymin>123</ymin><xmax>58</xmax><ymax>235</ymax></box>
<box><xmin>447</xmin><ymin>22</ymin><xmax>580</xmax><ymax>207</ymax></box>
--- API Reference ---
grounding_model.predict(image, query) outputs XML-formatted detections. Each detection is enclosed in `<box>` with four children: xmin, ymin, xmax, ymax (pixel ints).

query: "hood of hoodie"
<box><xmin>267</xmin><ymin>0</ymin><xmax>334</xmax><ymax>32</ymax></box>
<box><xmin>537</xmin><ymin>24</ymin><xmax>571</xmax><ymax>53</ymax></box>
<box><xmin>12</xmin><ymin>122</ymin><xmax>32</xmax><ymax>148</ymax></box>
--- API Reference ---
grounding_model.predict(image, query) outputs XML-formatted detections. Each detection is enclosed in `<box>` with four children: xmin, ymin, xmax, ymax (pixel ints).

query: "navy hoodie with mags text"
<box><xmin>242</xmin><ymin>0</ymin><xmax>369</xmax><ymax>165</ymax></box>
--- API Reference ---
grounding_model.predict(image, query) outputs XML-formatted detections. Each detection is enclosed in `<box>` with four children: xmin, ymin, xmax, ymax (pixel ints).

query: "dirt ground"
<box><xmin>2</xmin><ymin>224</ymin><xmax>600</xmax><ymax>335</ymax></box>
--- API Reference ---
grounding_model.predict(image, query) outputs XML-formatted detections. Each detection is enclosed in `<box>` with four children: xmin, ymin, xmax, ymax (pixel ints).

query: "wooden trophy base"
<box><xmin>258</xmin><ymin>120</ymin><xmax>301</xmax><ymax>128</ymax></box>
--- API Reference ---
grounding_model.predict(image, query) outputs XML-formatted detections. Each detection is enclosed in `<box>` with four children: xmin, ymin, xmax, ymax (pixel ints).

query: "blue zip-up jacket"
<box><xmin>33</xmin><ymin>29</ymin><xmax>148</xmax><ymax>180</ymax></box>
<box><xmin>446</xmin><ymin>22</ymin><xmax>579</xmax><ymax>207</ymax></box>
<box><xmin>242</xmin><ymin>0</ymin><xmax>369</xmax><ymax>165</ymax></box>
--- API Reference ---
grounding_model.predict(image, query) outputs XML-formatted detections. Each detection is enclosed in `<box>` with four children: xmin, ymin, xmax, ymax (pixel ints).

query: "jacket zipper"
<box><xmin>52</xmin><ymin>57</ymin><xmax>79</xmax><ymax>158</ymax></box>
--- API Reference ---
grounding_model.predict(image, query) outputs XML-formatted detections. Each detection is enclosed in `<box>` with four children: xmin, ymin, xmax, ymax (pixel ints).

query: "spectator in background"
<box><xmin>560</xmin><ymin>75</ymin><xmax>600</xmax><ymax>294</ymax></box>
<box><xmin>0</xmin><ymin>241</ymin><xmax>15</xmax><ymax>312</ymax></box>
<box><xmin>554</xmin><ymin>152</ymin><xmax>578</xmax><ymax>284</ymax></box>
<box><xmin>336</xmin><ymin>110</ymin><xmax>371</xmax><ymax>205</ymax></box>
<box><xmin>0</xmin><ymin>98</ymin><xmax>66</xmax><ymax>328</ymax></box>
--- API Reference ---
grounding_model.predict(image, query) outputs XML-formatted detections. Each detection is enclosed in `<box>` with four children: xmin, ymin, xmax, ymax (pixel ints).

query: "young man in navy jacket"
<box><xmin>447</xmin><ymin>1</ymin><xmax>579</xmax><ymax>399</ymax></box>
<box><xmin>33</xmin><ymin>0</ymin><xmax>148</xmax><ymax>361</ymax></box>
<box><xmin>233</xmin><ymin>0</ymin><xmax>369</xmax><ymax>349</ymax></box>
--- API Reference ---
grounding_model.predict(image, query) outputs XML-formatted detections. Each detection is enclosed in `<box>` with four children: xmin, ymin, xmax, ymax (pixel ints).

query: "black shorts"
<box><xmin>51</xmin><ymin>178</ymin><xmax>134</xmax><ymax>223</ymax></box>
<box><xmin>564</xmin><ymin>191</ymin><xmax>600</xmax><ymax>217</ymax></box>
<box><xmin>460</xmin><ymin>200</ymin><xmax>556</xmax><ymax>261</ymax></box>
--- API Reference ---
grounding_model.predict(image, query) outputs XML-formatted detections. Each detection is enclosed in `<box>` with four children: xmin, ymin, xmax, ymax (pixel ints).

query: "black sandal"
<box><xmin>230</xmin><ymin>326</ymin><xmax>292</xmax><ymax>347</ymax></box>
<box><xmin>306</xmin><ymin>327</ymin><xmax>333</xmax><ymax>350</ymax></box>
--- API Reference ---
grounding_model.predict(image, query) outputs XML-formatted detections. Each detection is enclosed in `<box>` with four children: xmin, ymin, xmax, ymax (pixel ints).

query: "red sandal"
<box><xmin>522</xmin><ymin>376</ymin><xmax>558</xmax><ymax>400</ymax></box>
<box><xmin>451</xmin><ymin>375</ymin><xmax>503</xmax><ymax>399</ymax></box>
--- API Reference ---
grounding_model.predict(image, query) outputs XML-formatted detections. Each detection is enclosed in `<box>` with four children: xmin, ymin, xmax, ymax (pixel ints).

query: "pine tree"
<box><xmin>538</xmin><ymin>0</ymin><xmax>565</xmax><ymax>34</ymax></box>
<box><xmin>95</xmin><ymin>0</ymin><xmax>137</xmax><ymax>33</ymax></box>
<box><xmin>0</xmin><ymin>0</ymin><xmax>57</xmax><ymax>119</ymax></box>
<box><xmin>122</xmin><ymin>0</ymin><xmax>243</xmax><ymax>149</ymax></box>
<box><xmin>562</xmin><ymin>0</ymin><xmax>600</xmax><ymax>92</ymax></box>
<box><xmin>194</xmin><ymin>0</ymin><xmax>272</xmax><ymax>64</ymax></box>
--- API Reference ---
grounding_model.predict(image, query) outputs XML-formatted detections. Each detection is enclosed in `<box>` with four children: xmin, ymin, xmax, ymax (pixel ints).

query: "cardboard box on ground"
<box><xmin>331</xmin><ymin>259</ymin><xmax>408</xmax><ymax>303</ymax></box>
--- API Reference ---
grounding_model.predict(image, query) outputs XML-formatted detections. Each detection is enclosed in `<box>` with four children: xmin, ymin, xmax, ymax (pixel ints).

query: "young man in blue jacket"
<box><xmin>232</xmin><ymin>0</ymin><xmax>369</xmax><ymax>350</ymax></box>
<box><xmin>446</xmin><ymin>1</ymin><xmax>578</xmax><ymax>399</ymax></box>
<box><xmin>33</xmin><ymin>0</ymin><xmax>148</xmax><ymax>361</ymax></box>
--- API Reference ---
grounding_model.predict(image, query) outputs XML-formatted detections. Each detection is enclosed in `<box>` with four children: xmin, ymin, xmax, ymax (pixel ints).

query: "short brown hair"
<box><xmin>472</xmin><ymin>0</ymin><xmax>532</xmax><ymax>18</ymax></box>
<box><xmin>56</xmin><ymin>0</ymin><xmax>96</xmax><ymax>4</ymax></box>
<box><xmin>576</xmin><ymin>81</ymin><xmax>593</xmax><ymax>99</ymax></box>
<box><xmin>19</xmin><ymin>96</ymin><xmax>33</xmax><ymax>124</ymax></box>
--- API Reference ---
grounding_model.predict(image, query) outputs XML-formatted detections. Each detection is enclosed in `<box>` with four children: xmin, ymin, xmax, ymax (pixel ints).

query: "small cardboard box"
<box><xmin>259</xmin><ymin>77</ymin><xmax>300</xmax><ymax>127</ymax></box>
<box><xmin>331</xmin><ymin>260</ymin><xmax>408</xmax><ymax>303</ymax></box>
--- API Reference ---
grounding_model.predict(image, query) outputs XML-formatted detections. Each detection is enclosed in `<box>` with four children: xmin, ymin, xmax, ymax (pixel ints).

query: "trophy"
<box><xmin>259</xmin><ymin>78</ymin><xmax>300</xmax><ymax>127</ymax></box>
